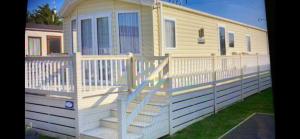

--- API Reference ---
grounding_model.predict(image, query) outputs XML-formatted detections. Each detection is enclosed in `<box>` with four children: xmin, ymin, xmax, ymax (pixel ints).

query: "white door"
<box><xmin>79</xmin><ymin>14</ymin><xmax>112</xmax><ymax>55</ymax></box>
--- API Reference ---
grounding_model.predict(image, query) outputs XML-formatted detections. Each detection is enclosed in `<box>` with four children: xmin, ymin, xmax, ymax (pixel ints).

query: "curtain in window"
<box><xmin>118</xmin><ymin>13</ymin><xmax>140</xmax><ymax>54</ymax></box>
<box><xmin>28</xmin><ymin>37</ymin><xmax>41</xmax><ymax>56</ymax></box>
<box><xmin>81</xmin><ymin>19</ymin><xmax>93</xmax><ymax>55</ymax></box>
<box><xmin>71</xmin><ymin>20</ymin><xmax>77</xmax><ymax>53</ymax></box>
<box><xmin>97</xmin><ymin>17</ymin><xmax>110</xmax><ymax>55</ymax></box>
<box><xmin>165</xmin><ymin>20</ymin><xmax>175</xmax><ymax>48</ymax></box>
<box><xmin>246</xmin><ymin>36</ymin><xmax>251</xmax><ymax>52</ymax></box>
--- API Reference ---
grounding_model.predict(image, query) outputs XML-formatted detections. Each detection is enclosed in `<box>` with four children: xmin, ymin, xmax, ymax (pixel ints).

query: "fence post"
<box><xmin>72</xmin><ymin>52</ymin><xmax>82</xmax><ymax>139</ymax></box>
<box><xmin>211</xmin><ymin>54</ymin><xmax>217</xmax><ymax>114</ymax></box>
<box><xmin>163</xmin><ymin>54</ymin><xmax>173</xmax><ymax>135</ymax></box>
<box><xmin>117</xmin><ymin>94</ymin><xmax>127</xmax><ymax>139</ymax></box>
<box><xmin>127</xmin><ymin>53</ymin><xmax>134</xmax><ymax>93</ymax></box>
<box><xmin>239</xmin><ymin>53</ymin><xmax>244</xmax><ymax>101</ymax></box>
<box><xmin>256</xmin><ymin>53</ymin><xmax>261</xmax><ymax>93</ymax></box>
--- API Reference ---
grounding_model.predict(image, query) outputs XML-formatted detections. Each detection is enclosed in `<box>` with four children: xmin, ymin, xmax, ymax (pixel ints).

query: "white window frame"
<box><xmin>163</xmin><ymin>17</ymin><xmax>177</xmax><ymax>51</ymax></box>
<box><xmin>217</xmin><ymin>24</ymin><xmax>227</xmax><ymax>55</ymax></box>
<box><xmin>245</xmin><ymin>34</ymin><xmax>251</xmax><ymax>52</ymax></box>
<box><xmin>78</xmin><ymin>12</ymin><xmax>112</xmax><ymax>55</ymax></box>
<box><xmin>70</xmin><ymin>17</ymin><xmax>77</xmax><ymax>54</ymax></box>
<box><xmin>228</xmin><ymin>31</ymin><xmax>235</xmax><ymax>48</ymax></box>
<box><xmin>116</xmin><ymin>10</ymin><xmax>142</xmax><ymax>55</ymax></box>
<box><xmin>94</xmin><ymin>13</ymin><xmax>113</xmax><ymax>55</ymax></box>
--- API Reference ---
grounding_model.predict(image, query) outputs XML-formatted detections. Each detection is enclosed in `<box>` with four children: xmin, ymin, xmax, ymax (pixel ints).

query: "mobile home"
<box><xmin>25</xmin><ymin>0</ymin><xmax>271</xmax><ymax>139</ymax></box>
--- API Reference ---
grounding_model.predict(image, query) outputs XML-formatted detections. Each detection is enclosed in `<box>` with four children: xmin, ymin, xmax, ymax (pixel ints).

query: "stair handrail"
<box><xmin>118</xmin><ymin>56</ymin><xmax>170</xmax><ymax>139</ymax></box>
<box><xmin>127</xmin><ymin>57</ymin><xmax>170</xmax><ymax>105</ymax></box>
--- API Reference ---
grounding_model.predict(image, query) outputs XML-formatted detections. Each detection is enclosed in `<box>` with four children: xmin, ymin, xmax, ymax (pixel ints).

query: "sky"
<box><xmin>27</xmin><ymin>0</ymin><xmax>267</xmax><ymax>30</ymax></box>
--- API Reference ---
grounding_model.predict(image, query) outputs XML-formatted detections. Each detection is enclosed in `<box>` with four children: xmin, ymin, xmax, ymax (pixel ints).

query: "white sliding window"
<box><xmin>71</xmin><ymin>19</ymin><xmax>77</xmax><ymax>53</ymax></box>
<box><xmin>118</xmin><ymin>12</ymin><xmax>140</xmax><ymax>54</ymax></box>
<box><xmin>28</xmin><ymin>37</ymin><xmax>41</xmax><ymax>56</ymax></box>
<box><xmin>165</xmin><ymin>19</ymin><xmax>176</xmax><ymax>48</ymax></box>
<box><xmin>97</xmin><ymin>17</ymin><xmax>110</xmax><ymax>55</ymax></box>
<box><xmin>81</xmin><ymin>19</ymin><xmax>93</xmax><ymax>55</ymax></box>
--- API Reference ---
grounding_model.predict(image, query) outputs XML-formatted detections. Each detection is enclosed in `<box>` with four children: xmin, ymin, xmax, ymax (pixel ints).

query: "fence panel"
<box><xmin>170</xmin><ymin>56</ymin><xmax>213</xmax><ymax>89</ymax></box>
<box><xmin>133</xmin><ymin>56</ymin><xmax>167</xmax><ymax>88</ymax></box>
<box><xmin>25</xmin><ymin>56</ymin><xmax>74</xmax><ymax>92</ymax></box>
<box><xmin>80</xmin><ymin>55</ymin><xmax>130</xmax><ymax>91</ymax></box>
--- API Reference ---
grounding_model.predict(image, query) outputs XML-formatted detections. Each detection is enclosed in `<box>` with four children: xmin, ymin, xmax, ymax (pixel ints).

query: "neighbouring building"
<box><xmin>25</xmin><ymin>23</ymin><xmax>66</xmax><ymax>56</ymax></box>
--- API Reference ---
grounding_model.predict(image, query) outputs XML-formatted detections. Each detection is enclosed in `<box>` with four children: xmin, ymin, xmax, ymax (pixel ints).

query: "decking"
<box><xmin>25</xmin><ymin>53</ymin><xmax>271</xmax><ymax>139</ymax></box>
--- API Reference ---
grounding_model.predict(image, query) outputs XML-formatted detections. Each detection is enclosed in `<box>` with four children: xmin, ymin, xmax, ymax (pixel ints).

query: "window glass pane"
<box><xmin>48</xmin><ymin>37</ymin><xmax>61</xmax><ymax>54</ymax></box>
<box><xmin>118</xmin><ymin>12</ymin><xmax>140</xmax><ymax>54</ymax></box>
<box><xmin>246</xmin><ymin>36</ymin><xmax>251</xmax><ymax>52</ymax></box>
<box><xmin>97</xmin><ymin>17</ymin><xmax>110</xmax><ymax>54</ymax></box>
<box><xmin>199</xmin><ymin>28</ymin><xmax>204</xmax><ymax>38</ymax></box>
<box><xmin>165</xmin><ymin>20</ymin><xmax>175</xmax><ymax>48</ymax></box>
<box><xmin>229</xmin><ymin>33</ymin><xmax>234</xmax><ymax>47</ymax></box>
<box><xmin>81</xmin><ymin>19</ymin><xmax>93</xmax><ymax>55</ymax></box>
<box><xmin>28</xmin><ymin>37</ymin><xmax>41</xmax><ymax>56</ymax></box>
<box><xmin>71</xmin><ymin>20</ymin><xmax>77</xmax><ymax>53</ymax></box>
<box><xmin>219</xmin><ymin>27</ymin><xmax>226</xmax><ymax>55</ymax></box>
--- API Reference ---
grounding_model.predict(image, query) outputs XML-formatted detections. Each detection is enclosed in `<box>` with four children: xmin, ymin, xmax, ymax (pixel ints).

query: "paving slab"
<box><xmin>220</xmin><ymin>113</ymin><xmax>275</xmax><ymax>139</ymax></box>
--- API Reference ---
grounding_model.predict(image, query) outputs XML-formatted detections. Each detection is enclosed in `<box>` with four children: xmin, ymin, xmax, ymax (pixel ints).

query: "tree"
<box><xmin>27</xmin><ymin>4</ymin><xmax>62</xmax><ymax>25</ymax></box>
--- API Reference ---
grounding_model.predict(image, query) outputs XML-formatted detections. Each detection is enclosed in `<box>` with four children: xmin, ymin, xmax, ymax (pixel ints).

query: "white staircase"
<box><xmin>80</xmin><ymin>92</ymin><xmax>170</xmax><ymax>139</ymax></box>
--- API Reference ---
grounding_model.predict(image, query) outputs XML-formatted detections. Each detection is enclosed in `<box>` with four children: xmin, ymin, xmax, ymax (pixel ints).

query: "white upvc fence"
<box><xmin>168</xmin><ymin>54</ymin><xmax>271</xmax><ymax>134</ymax></box>
<box><xmin>79</xmin><ymin>55</ymin><xmax>130</xmax><ymax>91</ymax></box>
<box><xmin>25</xmin><ymin>53</ymin><xmax>271</xmax><ymax>138</ymax></box>
<box><xmin>25</xmin><ymin>56</ymin><xmax>74</xmax><ymax>92</ymax></box>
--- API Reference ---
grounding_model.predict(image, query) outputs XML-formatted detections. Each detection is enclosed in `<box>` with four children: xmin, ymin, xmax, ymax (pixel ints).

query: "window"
<box><xmin>118</xmin><ymin>12</ymin><xmax>140</xmax><ymax>54</ymax></box>
<box><xmin>198</xmin><ymin>28</ymin><xmax>205</xmax><ymax>44</ymax></box>
<box><xmin>47</xmin><ymin>36</ymin><xmax>61</xmax><ymax>54</ymax></box>
<box><xmin>28</xmin><ymin>37</ymin><xmax>41</xmax><ymax>56</ymax></box>
<box><xmin>246</xmin><ymin>36</ymin><xmax>251</xmax><ymax>52</ymax></box>
<box><xmin>97</xmin><ymin>17</ymin><xmax>110</xmax><ymax>54</ymax></box>
<box><xmin>219</xmin><ymin>26</ymin><xmax>226</xmax><ymax>55</ymax></box>
<box><xmin>165</xmin><ymin>19</ymin><xmax>176</xmax><ymax>48</ymax></box>
<box><xmin>199</xmin><ymin>28</ymin><xmax>204</xmax><ymax>38</ymax></box>
<box><xmin>228</xmin><ymin>32</ymin><xmax>234</xmax><ymax>47</ymax></box>
<box><xmin>71</xmin><ymin>19</ymin><xmax>77</xmax><ymax>53</ymax></box>
<box><xmin>81</xmin><ymin>19</ymin><xmax>93</xmax><ymax>55</ymax></box>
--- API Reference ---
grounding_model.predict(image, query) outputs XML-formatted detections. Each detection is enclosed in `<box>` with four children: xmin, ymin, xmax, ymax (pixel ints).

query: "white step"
<box><xmin>127</xmin><ymin>102</ymin><xmax>161</xmax><ymax>113</ymax></box>
<box><xmin>111</xmin><ymin>106</ymin><xmax>160</xmax><ymax>117</ymax></box>
<box><xmin>132</xmin><ymin>100</ymin><xmax>169</xmax><ymax>107</ymax></box>
<box><xmin>111</xmin><ymin>110</ymin><xmax>154</xmax><ymax>123</ymax></box>
<box><xmin>100</xmin><ymin>117</ymin><xmax>151</xmax><ymax>133</ymax></box>
<box><xmin>135</xmin><ymin>93</ymin><xmax>169</xmax><ymax>103</ymax></box>
<box><xmin>81</xmin><ymin>127</ymin><xmax>142</xmax><ymax>139</ymax></box>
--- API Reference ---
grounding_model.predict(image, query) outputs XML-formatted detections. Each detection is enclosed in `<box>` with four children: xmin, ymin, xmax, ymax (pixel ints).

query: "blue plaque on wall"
<box><xmin>65</xmin><ymin>101</ymin><xmax>74</xmax><ymax>109</ymax></box>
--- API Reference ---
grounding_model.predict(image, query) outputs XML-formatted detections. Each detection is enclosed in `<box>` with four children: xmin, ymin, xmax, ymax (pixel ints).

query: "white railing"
<box><xmin>215</xmin><ymin>55</ymin><xmax>241</xmax><ymax>81</ymax></box>
<box><xmin>169</xmin><ymin>54</ymin><xmax>270</xmax><ymax>89</ymax></box>
<box><xmin>80</xmin><ymin>55</ymin><xmax>130</xmax><ymax>91</ymax></box>
<box><xmin>117</xmin><ymin>56</ymin><xmax>170</xmax><ymax>139</ymax></box>
<box><xmin>242</xmin><ymin>55</ymin><xmax>259</xmax><ymax>75</ymax></box>
<box><xmin>133</xmin><ymin>55</ymin><xmax>167</xmax><ymax>88</ymax></box>
<box><xmin>170</xmin><ymin>56</ymin><xmax>213</xmax><ymax>89</ymax></box>
<box><xmin>25</xmin><ymin>56</ymin><xmax>74</xmax><ymax>92</ymax></box>
<box><xmin>258</xmin><ymin>55</ymin><xmax>271</xmax><ymax>72</ymax></box>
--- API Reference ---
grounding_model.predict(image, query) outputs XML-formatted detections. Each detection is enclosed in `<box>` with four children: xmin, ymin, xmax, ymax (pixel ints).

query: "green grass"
<box><xmin>39</xmin><ymin>135</ymin><xmax>56</xmax><ymax>139</ymax></box>
<box><xmin>163</xmin><ymin>88</ymin><xmax>274</xmax><ymax>139</ymax></box>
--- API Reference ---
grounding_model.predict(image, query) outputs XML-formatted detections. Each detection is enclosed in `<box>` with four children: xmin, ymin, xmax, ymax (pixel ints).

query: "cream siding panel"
<box><xmin>161</xmin><ymin>5</ymin><xmax>269</xmax><ymax>56</ymax></box>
